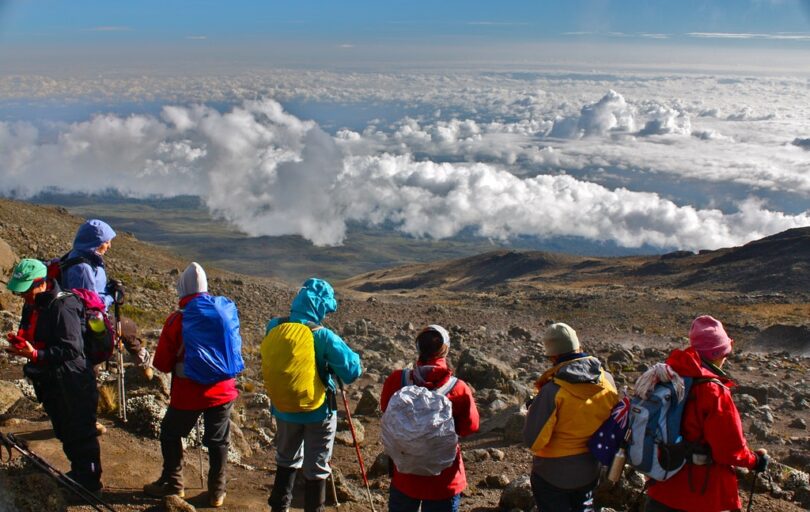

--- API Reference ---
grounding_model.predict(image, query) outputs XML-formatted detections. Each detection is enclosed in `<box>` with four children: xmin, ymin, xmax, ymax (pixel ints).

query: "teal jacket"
<box><xmin>265</xmin><ymin>278</ymin><xmax>362</xmax><ymax>424</ymax></box>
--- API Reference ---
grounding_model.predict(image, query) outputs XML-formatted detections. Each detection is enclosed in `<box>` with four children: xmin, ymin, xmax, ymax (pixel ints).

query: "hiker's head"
<box><xmin>291</xmin><ymin>278</ymin><xmax>337</xmax><ymax>323</ymax></box>
<box><xmin>689</xmin><ymin>315</ymin><xmax>733</xmax><ymax>365</ymax></box>
<box><xmin>176</xmin><ymin>262</ymin><xmax>208</xmax><ymax>299</ymax></box>
<box><xmin>542</xmin><ymin>322</ymin><xmax>580</xmax><ymax>361</ymax></box>
<box><xmin>416</xmin><ymin>324</ymin><xmax>450</xmax><ymax>362</ymax></box>
<box><xmin>73</xmin><ymin>219</ymin><xmax>116</xmax><ymax>254</ymax></box>
<box><xmin>120</xmin><ymin>317</ymin><xmax>139</xmax><ymax>345</ymax></box>
<box><xmin>7</xmin><ymin>259</ymin><xmax>48</xmax><ymax>303</ymax></box>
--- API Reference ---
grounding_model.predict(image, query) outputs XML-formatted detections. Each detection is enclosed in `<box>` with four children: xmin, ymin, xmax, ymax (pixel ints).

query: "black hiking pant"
<box><xmin>34</xmin><ymin>369</ymin><xmax>102</xmax><ymax>491</ymax></box>
<box><xmin>159</xmin><ymin>401</ymin><xmax>233</xmax><ymax>495</ymax></box>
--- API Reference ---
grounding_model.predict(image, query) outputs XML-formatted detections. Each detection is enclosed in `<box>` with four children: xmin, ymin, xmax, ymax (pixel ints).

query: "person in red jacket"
<box><xmin>143</xmin><ymin>263</ymin><xmax>239</xmax><ymax>508</ymax></box>
<box><xmin>645</xmin><ymin>315</ymin><xmax>769</xmax><ymax>512</ymax></box>
<box><xmin>380</xmin><ymin>325</ymin><xmax>480</xmax><ymax>512</ymax></box>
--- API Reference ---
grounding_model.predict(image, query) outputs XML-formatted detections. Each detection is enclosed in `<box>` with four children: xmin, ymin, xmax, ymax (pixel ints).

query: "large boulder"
<box><xmin>126</xmin><ymin>394</ymin><xmax>167</xmax><ymax>438</ymax></box>
<box><xmin>0</xmin><ymin>468</ymin><xmax>66</xmax><ymax>511</ymax></box>
<box><xmin>354</xmin><ymin>387</ymin><xmax>381</xmax><ymax>417</ymax></box>
<box><xmin>0</xmin><ymin>381</ymin><xmax>24</xmax><ymax>415</ymax></box>
<box><xmin>456</xmin><ymin>348</ymin><xmax>517</xmax><ymax>392</ymax></box>
<box><xmin>0</xmin><ymin>238</ymin><xmax>18</xmax><ymax>312</ymax></box>
<box><xmin>0</xmin><ymin>238</ymin><xmax>16</xmax><ymax>276</ymax></box>
<box><xmin>503</xmin><ymin>408</ymin><xmax>528</xmax><ymax>444</ymax></box>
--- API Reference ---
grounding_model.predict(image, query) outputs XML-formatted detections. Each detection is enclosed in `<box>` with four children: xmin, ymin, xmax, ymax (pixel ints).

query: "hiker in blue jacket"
<box><xmin>63</xmin><ymin>219</ymin><xmax>152</xmax><ymax>382</ymax></box>
<box><xmin>63</xmin><ymin>219</ymin><xmax>117</xmax><ymax>310</ymax></box>
<box><xmin>265</xmin><ymin>278</ymin><xmax>362</xmax><ymax>512</ymax></box>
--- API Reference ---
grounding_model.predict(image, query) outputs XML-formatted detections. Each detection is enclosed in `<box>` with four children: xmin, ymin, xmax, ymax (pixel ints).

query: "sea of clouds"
<box><xmin>1</xmin><ymin>69</ymin><xmax>809</xmax><ymax>250</ymax></box>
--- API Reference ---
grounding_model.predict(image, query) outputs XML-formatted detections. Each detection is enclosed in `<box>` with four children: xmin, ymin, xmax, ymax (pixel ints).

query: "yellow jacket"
<box><xmin>524</xmin><ymin>355</ymin><xmax>618</xmax><ymax>458</ymax></box>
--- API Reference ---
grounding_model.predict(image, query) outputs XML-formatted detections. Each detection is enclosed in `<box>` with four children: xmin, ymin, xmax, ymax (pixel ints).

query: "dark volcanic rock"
<box><xmin>455</xmin><ymin>348</ymin><xmax>517</xmax><ymax>392</ymax></box>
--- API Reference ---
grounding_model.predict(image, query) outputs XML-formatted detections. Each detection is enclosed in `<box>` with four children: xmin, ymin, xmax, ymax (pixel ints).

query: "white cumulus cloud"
<box><xmin>1</xmin><ymin>99</ymin><xmax>808</xmax><ymax>250</ymax></box>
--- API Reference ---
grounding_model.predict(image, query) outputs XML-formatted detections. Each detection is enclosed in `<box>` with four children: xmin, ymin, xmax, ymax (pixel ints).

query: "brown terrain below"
<box><xmin>0</xmin><ymin>197</ymin><xmax>808</xmax><ymax>512</ymax></box>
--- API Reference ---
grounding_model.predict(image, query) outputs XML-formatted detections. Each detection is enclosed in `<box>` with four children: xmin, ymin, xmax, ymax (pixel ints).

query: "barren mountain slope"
<box><xmin>0</xmin><ymin>198</ymin><xmax>808</xmax><ymax>512</ymax></box>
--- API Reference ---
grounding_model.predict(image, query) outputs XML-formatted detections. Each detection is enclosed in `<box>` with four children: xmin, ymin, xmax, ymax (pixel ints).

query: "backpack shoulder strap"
<box><xmin>304</xmin><ymin>321</ymin><xmax>323</xmax><ymax>333</ymax></box>
<box><xmin>60</xmin><ymin>255</ymin><xmax>93</xmax><ymax>272</ymax></box>
<box><xmin>692</xmin><ymin>377</ymin><xmax>724</xmax><ymax>387</ymax></box>
<box><xmin>691</xmin><ymin>377</ymin><xmax>725</xmax><ymax>393</ymax></box>
<box><xmin>435</xmin><ymin>376</ymin><xmax>458</xmax><ymax>396</ymax></box>
<box><xmin>401</xmin><ymin>369</ymin><xmax>412</xmax><ymax>387</ymax></box>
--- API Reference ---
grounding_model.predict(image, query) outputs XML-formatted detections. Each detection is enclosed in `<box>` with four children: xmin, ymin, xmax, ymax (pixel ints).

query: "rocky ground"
<box><xmin>0</xmin><ymin>198</ymin><xmax>809</xmax><ymax>512</ymax></box>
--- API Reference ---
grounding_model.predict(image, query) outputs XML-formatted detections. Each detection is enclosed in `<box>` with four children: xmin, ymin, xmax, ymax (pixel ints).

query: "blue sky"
<box><xmin>2</xmin><ymin>0</ymin><xmax>810</xmax><ymax>46</ymax></box>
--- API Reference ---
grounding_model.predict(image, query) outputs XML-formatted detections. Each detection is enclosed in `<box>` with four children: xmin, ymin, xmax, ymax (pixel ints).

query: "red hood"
<box><xmin>666</xmin><ymin>346</ymin><xmax>733</xmax><ymax>384</ymax></box>
<box><xmin>414</xmin><ymin>357</ymin><xmax>453</xmax><ymax>389</ymax></box>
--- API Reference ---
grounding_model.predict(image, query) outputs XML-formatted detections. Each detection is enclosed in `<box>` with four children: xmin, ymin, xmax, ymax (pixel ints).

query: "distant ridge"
<box><xmin>342</xmin><ymin>227</ymin><xmax>810</xmax><ymax>296</ymax></box>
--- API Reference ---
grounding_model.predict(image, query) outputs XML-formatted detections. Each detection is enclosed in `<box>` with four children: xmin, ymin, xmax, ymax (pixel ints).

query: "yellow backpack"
<box><xmin>261</xmin><ymin>320</ymin><xmax>326</xmax><ymax>413</ymax></box>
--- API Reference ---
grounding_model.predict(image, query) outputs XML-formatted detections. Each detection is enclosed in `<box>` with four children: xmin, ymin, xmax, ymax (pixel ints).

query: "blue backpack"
<box><xmin>180</xmin><ymin>295</ymin><xmax>245</xmax><ymax>385</ymax></box>
<box><xmin>626</xmin><ymin>375</ymin><xmax>719</xmax><ymax>482</ymax></box>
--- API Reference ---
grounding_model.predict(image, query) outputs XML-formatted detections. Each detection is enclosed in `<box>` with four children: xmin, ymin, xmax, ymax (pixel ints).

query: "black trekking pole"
<box><xmin>335</xmin><ymin>377</ymin><xmax>376</xmax><ymax>512</ymax></box>
<box><xmin>0</xmin><ymin>432</ymin><xmax>116</xmax><ymax>512</ymax></box>
<box><xmin>746</xmin><ymin>469</ymin><xmax>758</xmax><ymax>512</ymax></box>
<box><xmin>113</xmin><ymin>289</ymin><xmax>127</xmax><ymax>423</ymax></box>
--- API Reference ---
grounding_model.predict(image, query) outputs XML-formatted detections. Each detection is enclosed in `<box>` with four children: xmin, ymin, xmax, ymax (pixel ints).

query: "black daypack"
<box><xmin>56</xmin><ymin>289</ymin><xmax>115</xmax><ymax>365</ymax></box>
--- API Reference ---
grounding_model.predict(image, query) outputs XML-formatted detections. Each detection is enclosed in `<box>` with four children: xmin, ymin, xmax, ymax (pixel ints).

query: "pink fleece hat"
<box><xmin>689</xmin><ymin>315</ymin><xmax>733</xmax><ymax>360</ymax></box>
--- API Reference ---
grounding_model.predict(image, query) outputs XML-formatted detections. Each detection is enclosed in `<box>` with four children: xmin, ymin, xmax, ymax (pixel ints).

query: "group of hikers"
<box><xmin>2</xmin><ymin>217</ymin><xmax>770</xmax><ymax>512</ymax></box>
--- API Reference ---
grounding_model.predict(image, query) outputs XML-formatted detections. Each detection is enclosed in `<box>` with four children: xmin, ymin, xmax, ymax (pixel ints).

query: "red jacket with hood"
<box><xmin>647</xmin><ymin>347</ymin><xmax>758</xmax><ymax>512</ymax></box>
<box><xmin>380</xmin><ymin>357</ymin><xmax>480</xmax><ymax>501</ymax></box>
<box><xmin>153</xmin><ymin>293</ymin><xmax>238</xmax><ymax>410</ymax></box>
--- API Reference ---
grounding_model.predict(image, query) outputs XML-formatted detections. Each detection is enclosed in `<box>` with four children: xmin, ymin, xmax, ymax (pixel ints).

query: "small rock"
<box><xmin>498</xmin><ymin>475</ymin><xmax>534</xmax><ymax>511</ymax></box>
<box><xmin>164</xmin><ymin>494</ymin><xmax>196</xmax><ymax>512</ymax></box>
<box><xmin>466</xmin><ymin>449</ymin><xmax>490</xmax><ymax>462</ymax></box>
<box><xmin>736</xmin><ymin>385</ymin><xmax>769</xmax><ymax>405</ymax></box>
<box><xmin>608</xmin><ymin>349</ymin><xmax>635</xmax><ymax>364</ymax></box>
<box><xmin>508</xmin><ymin>326</ymin><xmax>532</xmax><ymax>340</ymax></box>
<box><xmin>484</xmin><ymin>474</ymin><xmax>510</xmax><ymax>488</ymax></box>
<box><xmin>749</xmin><ymin>420</ymin><xmax>771</xmax><ymax>441</ymax></box>
<box><xmin>368</xmin><ymin>452</ymin><xmax>390</xmax><ymax>479</ymax></box>
<box><xmin>789</xmin><ymin>418</ymin><xmax>807</xmax><ymax>430</ymax></box>
<box><xmin>488</xmin><ymin>448</ymin><xmax>506</xmax><ymax>461</ymax></box>
<box><xmin>354</xmin><ymin>387</ymin><xmax>381</xmax><ymax>417</ymax></box>
<box><xmin>336</xmin><ymin>418</ymin><xmax>365</xmax><ymax>446</ymax></box>
<box><xmin>332</xmin><ymin>467</ymin><xmax>360</xmax><ymax>503</ymax></box>
<box><xmin>734</xmin><ymin>394</ymin><xmax>758</xmax><ymax>414</ymax></box>
<box><xmin>248</xmin><ymin>393</ymin><xmax>271</xmax><ymax>409</ymax></box>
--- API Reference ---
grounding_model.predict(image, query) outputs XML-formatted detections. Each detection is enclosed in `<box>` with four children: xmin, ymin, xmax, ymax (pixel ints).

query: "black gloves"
<box><xmin>107</xmin><ymin>279</ymin><xmax>125</xmax><ymax>304</ymax></box>
<box><xmin>753</xmin><ymin>452</ymin><xmax>770</xmax><ymax>473</ymax></box>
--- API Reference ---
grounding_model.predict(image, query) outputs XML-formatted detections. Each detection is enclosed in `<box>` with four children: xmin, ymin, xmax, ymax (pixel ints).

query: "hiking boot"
<box><xmin>209</xmin><ymin>491</ymin><xmax>226</xmax><ymax>508</ymax></box>
<box><xmin>143</xmin><ymin>479</ymin><xmax>184</xmax><ymax>498</ymax></box>
<box><xmin>95</xmin><ymin>422</ymin><xmax>107</xmax><ymax>436</ymax></box>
